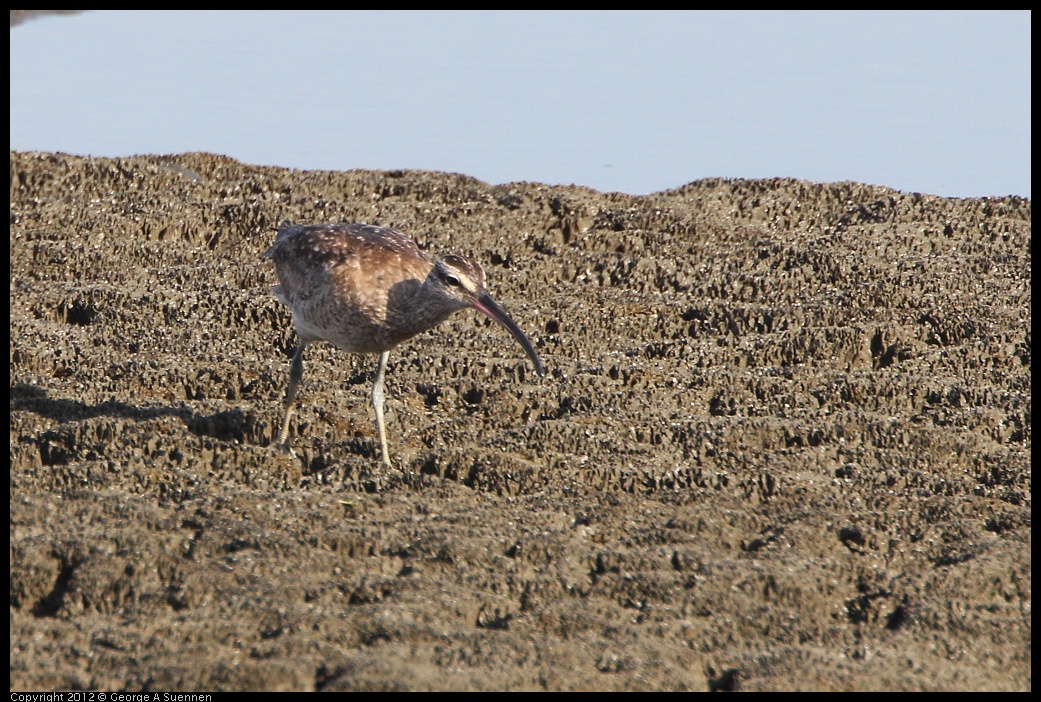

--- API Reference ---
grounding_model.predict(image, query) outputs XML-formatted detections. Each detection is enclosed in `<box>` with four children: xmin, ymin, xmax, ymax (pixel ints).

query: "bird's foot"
<box><xmin>271</xmin><ymin>441</ymin><xmax>297</xmax><ymax>458</ymax></box>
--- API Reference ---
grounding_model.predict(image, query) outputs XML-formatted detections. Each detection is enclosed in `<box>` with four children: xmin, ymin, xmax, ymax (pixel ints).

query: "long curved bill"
<box><xmin>471</xmin><ymin>293</ymin><xmax>546</xmax><ymax>377</ymax></box>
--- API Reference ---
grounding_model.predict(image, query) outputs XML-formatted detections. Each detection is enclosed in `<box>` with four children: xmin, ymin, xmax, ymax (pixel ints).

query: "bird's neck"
<box><xmin>383</xmin><ymin>278</ymin><xmax>462</xmax><ymax>345</ymax></box>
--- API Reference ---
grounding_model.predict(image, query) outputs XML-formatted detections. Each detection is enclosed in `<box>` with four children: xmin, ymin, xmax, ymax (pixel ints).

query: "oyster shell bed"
<box><xmin>10</xmin><ymin>151</ymin><xmax>1030</xmax><ymax>691</ymax></box>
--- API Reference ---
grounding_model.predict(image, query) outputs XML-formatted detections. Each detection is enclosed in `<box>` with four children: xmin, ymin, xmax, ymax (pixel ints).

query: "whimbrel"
<box><xmin>263</xmin><ymin>221</ymin><xmax>546</xmax><ymax>466</ymax></box>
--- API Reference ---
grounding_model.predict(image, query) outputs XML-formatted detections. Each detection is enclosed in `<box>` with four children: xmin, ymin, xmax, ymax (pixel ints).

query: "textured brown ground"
<box><xmin>9</xmin><ymin>151</ymin><xmax>1031</xmax><ymax>691</ymax></box>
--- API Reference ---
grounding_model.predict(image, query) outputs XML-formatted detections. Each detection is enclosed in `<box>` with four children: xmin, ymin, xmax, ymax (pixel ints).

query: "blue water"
<box><xmin>9</xmin><ymin>10</ymin><xmax>1031</xmax><ymax>198</ymax></box>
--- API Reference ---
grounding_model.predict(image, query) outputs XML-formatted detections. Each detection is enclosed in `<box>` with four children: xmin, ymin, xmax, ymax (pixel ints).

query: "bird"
<box><xmin>263</xmin><ymin>221</ymin><xmax>546</xmax><ymax>466</ymax></box>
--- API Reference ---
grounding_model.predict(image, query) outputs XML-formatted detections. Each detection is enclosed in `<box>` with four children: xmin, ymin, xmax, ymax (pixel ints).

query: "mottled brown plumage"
<box><xmin>264</xmin><ymin>221</ymin><xmax>545</xmax><ymax>465</ymax></box>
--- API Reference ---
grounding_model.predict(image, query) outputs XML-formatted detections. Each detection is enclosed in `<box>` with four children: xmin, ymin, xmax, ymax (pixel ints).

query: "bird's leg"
<box><xmin>274</xmin><ymin>342</ymin><xmax>306</xmax><ymax>451</ymax></box>
<box><xmin>371</xmin><ymin>350</ymin><xmax>392</xmax><ymax>467</ymax></box>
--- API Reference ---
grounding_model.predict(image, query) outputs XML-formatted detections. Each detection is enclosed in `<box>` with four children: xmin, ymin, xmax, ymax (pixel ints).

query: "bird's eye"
<box><xmin>445</xmin><ymin>275</ymin><xmax>461</xmax><ymax>287</ymax></box>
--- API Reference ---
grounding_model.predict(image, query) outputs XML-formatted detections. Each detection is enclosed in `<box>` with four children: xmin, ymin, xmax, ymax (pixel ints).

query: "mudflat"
<box><xmin>9</xmin><ymin>151</ymin><xmax>1030</xmax><ymax>691</ymax></box>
